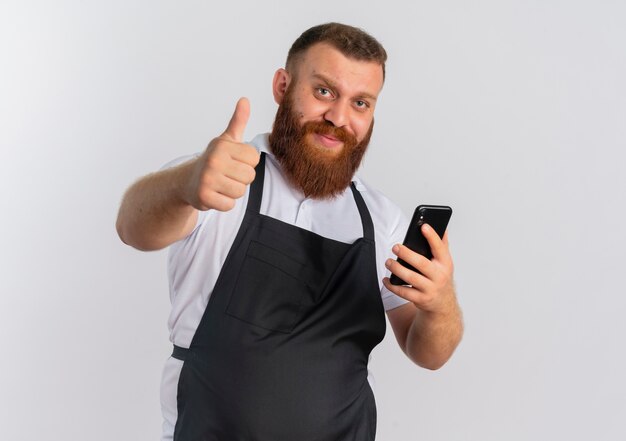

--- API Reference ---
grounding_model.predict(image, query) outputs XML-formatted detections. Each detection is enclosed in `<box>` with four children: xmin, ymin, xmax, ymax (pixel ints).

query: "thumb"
<box><xmin>221</xmin><ymin>97</ymin><xmax>250</xmax><ymax>142</ymax></box>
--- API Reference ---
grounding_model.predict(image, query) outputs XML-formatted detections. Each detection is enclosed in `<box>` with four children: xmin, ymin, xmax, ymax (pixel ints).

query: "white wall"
<box><xmin>1</xmin><ymin>1</ymin><xmax>625</xmax><ymax>439</ymax></box>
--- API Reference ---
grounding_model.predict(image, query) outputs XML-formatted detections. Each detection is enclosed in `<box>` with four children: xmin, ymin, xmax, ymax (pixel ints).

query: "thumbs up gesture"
<box><xmin>185</xmin><ymin>98</ymin><xmax>261</xmax><ymax>212</ymax></box>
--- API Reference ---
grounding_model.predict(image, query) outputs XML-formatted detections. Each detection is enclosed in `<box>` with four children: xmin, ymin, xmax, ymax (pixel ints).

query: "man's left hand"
<box><xmin>383</xmin><ymin>224</ymin><xmax>456</xmax><ymax>315</ymax></box>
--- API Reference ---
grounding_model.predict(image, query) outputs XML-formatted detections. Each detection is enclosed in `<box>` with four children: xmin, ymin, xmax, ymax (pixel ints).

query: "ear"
<box><xmin>272</xmin><ymin>68</ymin><xmax>291</xmax><ymax>104</ymax></box>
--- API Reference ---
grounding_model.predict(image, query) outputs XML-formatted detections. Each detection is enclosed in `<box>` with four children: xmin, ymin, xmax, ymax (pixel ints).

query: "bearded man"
<box><xmin>116</xmin><ymin>22</ymin><xmax>463</xmax><ymax>441</ymax></box>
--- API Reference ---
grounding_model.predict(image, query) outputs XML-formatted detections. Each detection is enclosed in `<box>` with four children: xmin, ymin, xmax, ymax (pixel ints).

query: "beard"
<box><xmin>268</xmin><ymin>88</ymin><xmax>373</xmax><ymax>200</ymax></box>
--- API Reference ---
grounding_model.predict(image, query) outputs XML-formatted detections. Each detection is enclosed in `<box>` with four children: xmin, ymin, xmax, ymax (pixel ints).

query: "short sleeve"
<box><xmin>159</xmin><ymin>153</ymin><xmax>201</xmax><ymax>171</ymax></box>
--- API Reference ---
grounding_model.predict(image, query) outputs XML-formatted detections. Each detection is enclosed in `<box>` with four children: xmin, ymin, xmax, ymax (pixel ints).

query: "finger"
<box><xmin>195</xmin><ymin>186</ymin><xmax>236</xmax><ymax>212</ymax></box>
<box><xmin>392</xmin><ymin>243</ymin><xmax>436</xmax><ymax>280</ymax></box>
<box><xmin>382</xmin><ymin>277</ymin><xmax>430</xmax><ymax>306</ymax></box>
<box><xmin>204</xmin><ymin>191</ymin><xmax>236</xmax><ymax>212</ymax></box>
<box><xmin>421</xmin><ymin>224</ymin><xmax>447</xmax><ymax>262</ymax></box>
<box><xmin>223</xmin><ymin>158</ymin><xmax>257</xmax><ymax>185</ymax></box>
<box><xmin>221</xmin><ymin>97</ymin><xmax>250</xmax><ymax>142</ymax></box>
<box><xmin>441</xmin><ymin>230</ymin><xmax>454</xmax><ymax>270</ymax></box>
<box><xmin>212</xmin><ymin>174</ymin><xmax>248</xmax><ymax>200</ymax></box>
<box><xmin>230</xmin><ymin>142</ymin><xmax>261</xmax><ymax>168</ymax></box>
<box><xmin>385</xmin><ymin>257</ymin><xmax>430</xmax><ymax>291</ymax></box>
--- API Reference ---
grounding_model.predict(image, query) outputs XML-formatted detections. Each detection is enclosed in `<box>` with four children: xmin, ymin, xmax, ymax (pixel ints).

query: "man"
<box><xmin>117</xmin><ymin>23</ymin><xmax>463</xmax><ymax>441</ymax></box>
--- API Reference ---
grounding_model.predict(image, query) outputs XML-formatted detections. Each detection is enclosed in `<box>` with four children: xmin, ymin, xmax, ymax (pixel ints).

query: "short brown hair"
<box><xmin>286</xmin><ymin>23</ymin><xmax>387</xmax><ymax>80</ymax></box>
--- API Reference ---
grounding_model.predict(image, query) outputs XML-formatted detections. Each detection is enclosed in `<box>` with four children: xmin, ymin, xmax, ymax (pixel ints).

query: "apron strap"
<box><xmin>246</xmin><ymin>151</ymin><xmax>266</xmax><ymax>214</ymax></box>
<box><xmin>172</xmin><ymin>344</ymin><xmax>189</xmax><ymax>361</ymax></box>
<box><xmin>350</xmin><ymin>182</ymin><xmax>375</xmax><ymax>242</ymax></box>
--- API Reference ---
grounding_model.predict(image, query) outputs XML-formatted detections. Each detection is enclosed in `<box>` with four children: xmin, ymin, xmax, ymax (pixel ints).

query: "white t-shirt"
<box><xmin>159</xmin><ymin>133</ymin><xmax>410</xmax><ymax>440</ymax></box>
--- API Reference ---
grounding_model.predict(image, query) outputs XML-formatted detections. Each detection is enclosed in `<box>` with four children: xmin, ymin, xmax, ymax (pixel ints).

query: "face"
<box><xmin>268</xmin><ymin>43</ymin><xmax>384</xmax><ymax>199</ymax></box>
<box><xmin>278</xmin><ymin>42</ymin><xmax>384</xmax><ymax>150</ymax></box>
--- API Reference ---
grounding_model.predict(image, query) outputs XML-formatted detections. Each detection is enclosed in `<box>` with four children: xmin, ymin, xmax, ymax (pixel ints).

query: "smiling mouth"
<box><xmin>312</xmin><ymin>133</ymin><xmax>344</xmax><ymax>150</ymax></box>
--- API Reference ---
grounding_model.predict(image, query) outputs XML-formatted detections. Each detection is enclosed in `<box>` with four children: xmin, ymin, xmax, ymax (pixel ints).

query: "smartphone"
<box><xmin>390</xmin><ymin>205</ymin><xmax>452</xmax><ymax>286</ymax></box>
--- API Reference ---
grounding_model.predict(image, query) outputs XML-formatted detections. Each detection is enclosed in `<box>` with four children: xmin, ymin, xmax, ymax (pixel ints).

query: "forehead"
<box><xmin>293</xmin><ymin>43</ymin><xmax>384</xmax><ymax>97</ymax></box>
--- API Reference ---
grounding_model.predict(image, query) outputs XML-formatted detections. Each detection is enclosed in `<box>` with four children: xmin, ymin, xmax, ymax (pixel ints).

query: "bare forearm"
<box><xmin>406</xmin><ymin>300</ymin><xmax>463</xmax><ymax>370</ymax></box>
<box><xmin>384</xmin><ymin>227</ymin><xmax>464</xmax><ymax>370</ymax></box>
<box><xmin>116</xmin><ymin>160</ymin><xmax>198</xmax><ymax>251</ymax></box>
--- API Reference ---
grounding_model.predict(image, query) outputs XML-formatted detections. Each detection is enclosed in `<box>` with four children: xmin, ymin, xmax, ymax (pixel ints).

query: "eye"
<box><xmin>355</xmin><ymin>100</ymin><xmax>370</xmax><ymax>110</ymax></box>
<box><xmin>317</xmin><ymin>87</ymin><xmax>330</xmax><ymax>96</ymax></box>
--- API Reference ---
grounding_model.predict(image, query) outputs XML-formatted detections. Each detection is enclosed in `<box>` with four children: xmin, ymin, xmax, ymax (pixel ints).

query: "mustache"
<box><xmin>302</xmin><ymin>121</ymin><xmax>357</xmax><ymax>145</ymax></box>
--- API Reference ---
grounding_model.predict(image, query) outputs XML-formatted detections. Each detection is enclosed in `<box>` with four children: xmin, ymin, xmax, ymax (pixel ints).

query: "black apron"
<box><xmin>172</xmin><ymin>153</ymin><xmax>386</xmax><ymax>440</ymax></box>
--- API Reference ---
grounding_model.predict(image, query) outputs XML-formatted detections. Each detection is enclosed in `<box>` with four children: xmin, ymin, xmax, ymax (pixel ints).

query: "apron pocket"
<box><xmin>225</xmin><ymin>240</ymin><xmax>313</xmax><ymax>333</ymax></box>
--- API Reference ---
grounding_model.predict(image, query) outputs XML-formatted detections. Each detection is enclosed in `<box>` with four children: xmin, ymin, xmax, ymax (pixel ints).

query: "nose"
<box><xmin>323</xmin><ymin>100</ymin><xmax>349</xmax><ymax>128</ymax></box>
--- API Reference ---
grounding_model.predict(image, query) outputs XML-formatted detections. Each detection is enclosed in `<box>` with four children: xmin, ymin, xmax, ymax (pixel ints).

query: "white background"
<box><xmin>1</xmin><ymin>1</ymin><xmax>625</xmax><ymax>440</ymax></box>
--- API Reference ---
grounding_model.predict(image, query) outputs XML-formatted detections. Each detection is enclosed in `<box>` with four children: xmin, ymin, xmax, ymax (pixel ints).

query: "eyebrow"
<box><xmin>312</xmin><ymin>73</ymin><xmax>378</xmax><ymax>102</ymax></box>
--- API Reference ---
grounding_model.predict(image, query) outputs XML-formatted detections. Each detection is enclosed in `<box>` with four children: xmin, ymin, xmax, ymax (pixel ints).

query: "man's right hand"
<box><xmin>184</xmin><ymin>97</ymin><xmax>261</xmax><ymax>212</ymax></box>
